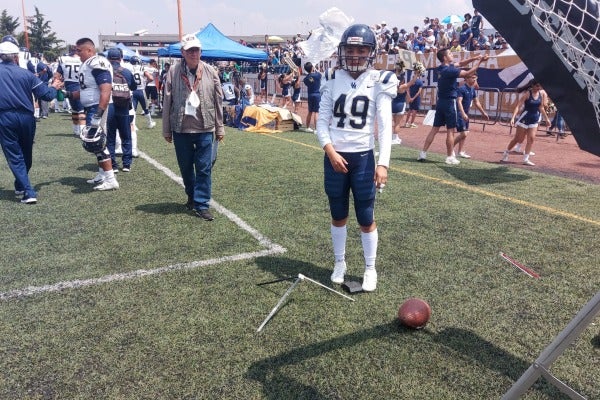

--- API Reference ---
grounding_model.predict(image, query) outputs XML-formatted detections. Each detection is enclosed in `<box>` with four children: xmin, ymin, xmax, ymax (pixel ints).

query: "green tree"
<box><xmin>0</xmin><ymin>9</ymin><xmax>20</xmax><ymax>37</ymax></box>
<box><xmin>27</xmin><ymin>6</ymin><xmax>63</xmax><ymax>58</ymax></box>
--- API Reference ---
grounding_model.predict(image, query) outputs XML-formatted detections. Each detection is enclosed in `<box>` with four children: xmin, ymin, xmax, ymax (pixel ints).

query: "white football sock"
<box><xmin>331</xmin><ymin>224</ymin><xmax>347</xmax><ymax>263</ymax></box>
<box><xmin>361</xmin><ymin>229</ymin><xmax>378</xmax><ymax>271</ymax></box>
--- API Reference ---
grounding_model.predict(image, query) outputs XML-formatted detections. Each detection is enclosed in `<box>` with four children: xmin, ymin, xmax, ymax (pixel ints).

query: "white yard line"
<box><xmin>0</xmin><ymin>151</ymin><xmax>286</xmax><ymax>301</ymax></box>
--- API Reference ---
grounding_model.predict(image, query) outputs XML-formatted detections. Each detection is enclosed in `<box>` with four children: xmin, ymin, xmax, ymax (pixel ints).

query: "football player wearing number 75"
<box><xmin>316</xmin><ymin>24</ymin><xmax>398</xmax><ymax>292</ymax></box>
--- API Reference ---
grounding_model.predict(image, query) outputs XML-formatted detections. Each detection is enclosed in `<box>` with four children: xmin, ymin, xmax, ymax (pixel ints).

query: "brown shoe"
<box><xmin>194</xmin><ymin>209</ymin><xmax>214</xmax><ymax>221</ymax></box>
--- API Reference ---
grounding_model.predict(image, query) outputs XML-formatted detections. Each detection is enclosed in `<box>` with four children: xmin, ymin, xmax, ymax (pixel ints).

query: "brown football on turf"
<box><xmin>398</xmin><ymin>297</ymin><xmax>431</xmax><ymax>329</ymax></box>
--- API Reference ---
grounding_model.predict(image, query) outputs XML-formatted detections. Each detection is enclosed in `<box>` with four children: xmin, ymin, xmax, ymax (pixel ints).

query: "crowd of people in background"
<box><xmin>371</xmin><ymin>11</ymin><xmax>510</xmax><ymax>56</ymax></box>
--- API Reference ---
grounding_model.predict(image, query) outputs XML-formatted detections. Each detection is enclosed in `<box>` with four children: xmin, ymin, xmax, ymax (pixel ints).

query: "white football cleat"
<box><xmin>93</xmin><ymin>179</ymin><xmax>119</xmax><ymax>191</ymax></box>
<box><xmin>331</xmin><ymin>261</ymin><xmax>347</xmax><ymax>284</ymax></box>
<box><xmin>362</xmin><ymin>269</ymin><xmax>377</xmax><ymax>292</ymax></box>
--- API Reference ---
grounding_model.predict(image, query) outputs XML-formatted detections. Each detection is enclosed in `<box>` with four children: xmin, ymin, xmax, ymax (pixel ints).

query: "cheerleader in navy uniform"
<box><xmin>502</xmin><ymin>79</ymin><xmax>551</xmax><ymax>166</ymax></box>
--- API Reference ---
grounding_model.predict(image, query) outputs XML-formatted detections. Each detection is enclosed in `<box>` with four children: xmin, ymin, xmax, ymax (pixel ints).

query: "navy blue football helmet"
<box><xmin>1</xmin><ymin>35</ymin><xmax>19</xmax><ymax>47</ymax></box>
<box><xmin>130</xmin><ymin>55</ymin><xmax>141</xmax><ymax>65</ymax></box>
<box><xmin>80</xmin><ymin>125</ymin><xmax>107</xmax><ymax>154</ymax></box>
<box><xmin>338</xmin><ymin>24</ymin><xmax>377</xmax><ymax>73</ymax></box>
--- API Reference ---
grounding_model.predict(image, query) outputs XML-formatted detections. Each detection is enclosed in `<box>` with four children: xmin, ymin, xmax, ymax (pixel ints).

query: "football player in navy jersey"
<box><xmin>316</xmin><ymin>24</ymin><xmax>398</xmax><ymax>292</ymax></box>
<box><xmin>417</xmin><ymin>48</ymin><xmax>487</xmax><ymax>165</ymax></box>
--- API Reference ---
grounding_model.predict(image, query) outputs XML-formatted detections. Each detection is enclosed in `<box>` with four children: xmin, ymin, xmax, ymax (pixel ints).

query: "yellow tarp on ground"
<box><xmin>241</xmin><ymin>105</ymin><xmax>302</xmax><ymax>133</ymax></box>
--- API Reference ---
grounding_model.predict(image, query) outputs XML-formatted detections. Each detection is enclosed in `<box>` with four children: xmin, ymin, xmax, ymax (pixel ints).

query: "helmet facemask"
<box><xmin>338</xmin><ymin>44</ymin><xmax>376</xmax><ymax>73</ymax></box>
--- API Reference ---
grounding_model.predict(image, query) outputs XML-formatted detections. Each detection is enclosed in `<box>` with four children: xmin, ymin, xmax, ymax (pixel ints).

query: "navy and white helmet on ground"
<box><xmin>130</xmin><ymin>56</ymin><xmax>141</xmax><ymax>65</ymax></box>
<box><xmin>80</xmin><ymin>125</ymin><xmax>107</xmax><ymax>154</ymax></box>
<box><xmin>338</xmin><ymin>24</ymin><xmax>377</xmax><ymax>73</ymax></box>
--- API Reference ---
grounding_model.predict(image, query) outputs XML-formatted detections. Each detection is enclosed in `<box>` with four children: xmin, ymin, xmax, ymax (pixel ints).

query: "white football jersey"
<box><xmin>79</xmin><ymin>54</ymin><xmax>112</xmax><ymax>107</ymax></box>
<box><xmin>145</xmin><ymin>66</ymin><xmax>158</xmax><ymax>87</ymax></box>
<box><xmin>58</xmin><ymin>55</ymin><xmax>82</xmax><ymax>83</ymax></box>
<box><xmin>316</xmin><ymin>68</ymin><xmax>397</xmax><ymax>167</ymax></box>
<box><xmin>131</xmin><ymin>64</ymin><xmax>147</xmax><ymax>90</ymax></box>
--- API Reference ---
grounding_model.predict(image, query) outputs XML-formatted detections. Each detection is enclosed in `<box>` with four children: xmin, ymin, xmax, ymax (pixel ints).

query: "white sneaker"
<box><xmin>501</xmin><ymin>150</ymin><xmax>509</xmax><ymax>162</ymax></box>
<box><xmin>331</xmin><ymin>261</ymin><xmax>347</xmax><ymax>284</ymax></box>
<box><xmin>93</xmin><ymin>179</ymin><xmax>119</xmax><ymax>191</ymax></box>
<box><xmin>132</xmin><ymin>150</ymin><xmax>139</xmax><ymax>158</ymax></box>
<box><xmin>362</xmin><ymin>269</ymin><xmax>377</xmax><ymax>292</ymax></box>
<box><xmin>445</xmin><ymin>156</ymin><xmax>460</xmax><ymax>165</ymax></box>
<box><xmin>523</xmin><ymin>159</ymin><xmax>535</xmax><ymax>166</ymax></box>
<box><xmin>86</xmin><ymin>172</ymin><xmax>104</xmax><ymax>184</ymax></box>
<box><xmin>301</xmin><ymin>127</ymin><xmax>314</xmax><ymax>133</ymax></box>
<box><xmin>458</xmin><ymin>151</ymin><xmax>471</xmax><ymax>158</ymax></box>
<box><xmin>391</xmin><ymin>138</ymin><xmax>402</xmax><ymax>145</ymax></box>
<box><xmin>417</xmin><ymin>151</ymin><xmax>427</xmax><ymax>161</ymax></box>
<box><xmin>115</xmin><ymin>148</ymin><xmax>123</xmax><ymax>155</ymax></box>
<box><xmin>147</xmin><ymin>121</ymin><xmax>156</xmax><ymax>129</ymax></box>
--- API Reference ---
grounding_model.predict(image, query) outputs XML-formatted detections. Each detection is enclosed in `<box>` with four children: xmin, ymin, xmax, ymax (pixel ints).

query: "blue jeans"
<box><xmin>172</xmin><ymin>131</ymin><xmax>214</xmax><ymax>210</ymax></box>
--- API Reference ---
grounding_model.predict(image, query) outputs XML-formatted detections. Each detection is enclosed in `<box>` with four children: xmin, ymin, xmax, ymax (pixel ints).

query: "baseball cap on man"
<box><xmin>181</xmin><ymin>34</ymin><xmax>202</xmax><ymax>51</ymax></box>
<box><xmin>0</xmin><ymin>41</ymin><xmax>19</xmax><ymax>54</ymax></box>
<box><xmin>107</xmin><ymin>48</ymin><xmax>122</xmax><ymax>60</ymax></box>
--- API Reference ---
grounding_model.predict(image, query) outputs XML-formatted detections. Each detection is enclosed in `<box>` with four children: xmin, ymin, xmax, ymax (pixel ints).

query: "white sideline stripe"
<box><xmin>140</xmin><ymin>151</ymin><xmax>279</xmax><ymax>248</ymax></box>
<box><xmin>0</xmin><ymin>249</ymin><xmax>285</xmax><ymax>301</ymax></box>
<box><xmin>0</xmin><ymin>151</ymin><xmax>287</xmax><ymax>301</ymax></box>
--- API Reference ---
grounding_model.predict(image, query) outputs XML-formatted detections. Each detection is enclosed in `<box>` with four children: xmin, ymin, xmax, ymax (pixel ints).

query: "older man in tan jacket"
<box><xmin>162</xmin><ymin>34</ymin><xmax>224</xmax><ymax>221</ymax></box>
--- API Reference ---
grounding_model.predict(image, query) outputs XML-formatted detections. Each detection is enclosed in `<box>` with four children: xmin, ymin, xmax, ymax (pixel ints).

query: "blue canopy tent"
<box><xmin>103</xmin><ymin>43</ymin><xmax>152</xmax><ymax>62</ymax></box>
<box><xmin>159</xmin><ymin>23</ymin><xmax>268</xmax><ymax>61</ymax></box>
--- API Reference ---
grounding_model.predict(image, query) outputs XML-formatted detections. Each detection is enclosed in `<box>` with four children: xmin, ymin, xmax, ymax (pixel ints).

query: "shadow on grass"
<box><xmin>246</xmin><ymin>321</ymin><xmax>417</xmax><ymax>399</ymax></box>
<box><xmin>247</xmin><ymin>323</ymin><xmax>569</xmax><ymax>399</ymax></box>
<box><xmin>439</xmin><ymin>165</ymin><xmax>531</xmax><ymax>186</ymax></box>
<box><xmin>434</xmin><ymin>327</ymin><xmax>569</xmax><ymax>399</ymax></box>
<box><xmin>135</xmin><ymin>202</ymin><xmax>189</xmax><ymax>215</ymax></box>
<box><xmin>255</xmin><ymin>257</ymin><xmax>331</xmax><ymax>286</ymax></box>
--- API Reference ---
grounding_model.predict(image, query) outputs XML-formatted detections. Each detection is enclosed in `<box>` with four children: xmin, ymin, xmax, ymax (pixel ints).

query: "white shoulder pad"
<box><xmin>87</xmin><ymin>55</ymin><xmax>111</xmax><ymax>71</ymax></box>
<box><xmin>376</xmin><ymin>70</ymin><xmax>399</xmax><ymax>97</ymax></box>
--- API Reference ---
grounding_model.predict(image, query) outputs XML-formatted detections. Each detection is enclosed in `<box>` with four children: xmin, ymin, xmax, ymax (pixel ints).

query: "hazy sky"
<box><xmin>5</xmin><ymin>0</ymin><xmax>482</xmax><ymax>45</ymax></box>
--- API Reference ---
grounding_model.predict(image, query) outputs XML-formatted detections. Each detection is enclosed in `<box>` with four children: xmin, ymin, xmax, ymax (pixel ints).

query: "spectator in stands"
<box><xmin>445</xmin><ymin>22</ymin><xmax>457</xmax><ymax>41</ymax></box>
<box><xmin>423</xmin><ymin>17</ymin><xmax>432</xmax><ymax>31</ymax></box>
<box><xmin>459</xmin><ymin>23</ymin><xmax>473</xmax><ymax>50</ymax></box>
<box><xmin>391</xmin><ymin>27</ymin><xmax>400</xmax><ymax>47</ymax></box>
<box><xmin>437</xmin><ymin>29</ymin><xmax>450</xmax><ymax>49</ymax></box>
<box><xmin>414</xmin><ymin>32</ymin><xmax>426</xmax><ymax>53</ymax></box>
<box><xmin>424</xmin><ymin>29</ymin><xmax>437</xmax><ymax>53</ymax></box>
<box><xmin>450</xmin><ymin>38</ymin><xmax>462</xmax><ymax>52</ymax></box>
<box><xmin>471</xmin><ymin>9</ymin><xmax>484</xmax><ymax>41</ymax></box>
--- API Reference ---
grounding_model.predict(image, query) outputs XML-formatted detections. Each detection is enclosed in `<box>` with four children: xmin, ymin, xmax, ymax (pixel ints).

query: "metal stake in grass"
<box><xmin>499</xmin><ymin>252</ymin><xmax>541</xmax><ymax>279</ymax></box>
<box><xmin>256</xmin><ymin>273</ymin><xmax>355</xmax><ymax>332</ymax></box>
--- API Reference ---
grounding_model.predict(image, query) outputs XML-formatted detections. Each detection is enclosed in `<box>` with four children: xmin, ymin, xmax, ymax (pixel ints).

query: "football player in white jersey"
<box><xmin>144</xmin><ymin>59</ymin><xmax>159</xmax><ymax>115</ymax></box>
<box><xmin>74</xmin><ymin>37</ymin><xmax>119</xmax><ymax>191</ymax></box>
<box><xmin>316</xmin><ymin>24</ymin><xmax>397</xmax><ymax>292</ymax></box>
<box><xmin>130</xmin><ymin>56</ymin><xmax>156</xmax><ymax>128</ymax></box>
<box><xmin>57</xmin><ymin>48</ymin><xmax>85</xmax><ymax>136</ymax></box>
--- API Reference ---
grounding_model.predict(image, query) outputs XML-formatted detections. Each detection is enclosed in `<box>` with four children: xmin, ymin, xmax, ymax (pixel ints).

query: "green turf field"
<box><xmin>0</xmin><ymin>112</ymin><xmax>598</xmax><ymax>399</ymax></box>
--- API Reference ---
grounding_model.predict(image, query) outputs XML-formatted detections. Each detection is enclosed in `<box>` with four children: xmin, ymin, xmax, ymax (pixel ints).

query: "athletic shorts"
<box><xmin>433</xmin><ymin>98</ymin><xmax>458</xmax><ymax>129</ymax></box>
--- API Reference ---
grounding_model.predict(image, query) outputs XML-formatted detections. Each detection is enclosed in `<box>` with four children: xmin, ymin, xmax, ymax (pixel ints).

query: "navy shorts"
<box><xmin>433</xmin><ymin>98</ymin><xmax>458</xmax><ymax>129</ymax></box>
<box><xmin>324</xmin><ymin>150</ymin><xmax>376</xmax><ymax>227</ymax></box>
<box><xmin>307</xmin><ymin>93</ymin><xmax>321</xmax><ymax>113</ymax></box>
